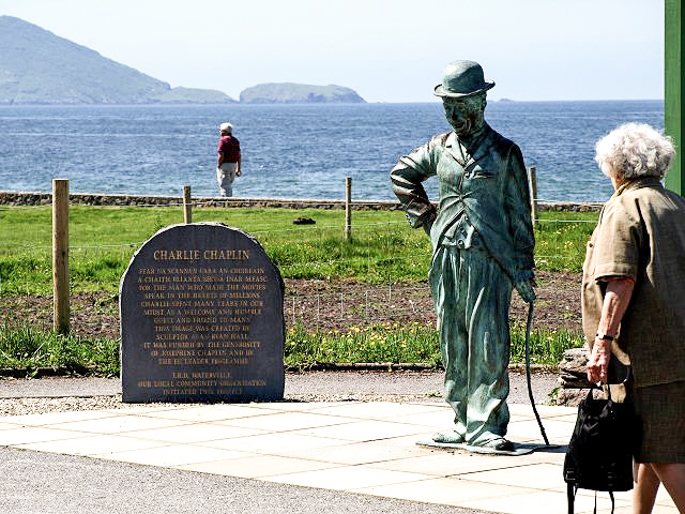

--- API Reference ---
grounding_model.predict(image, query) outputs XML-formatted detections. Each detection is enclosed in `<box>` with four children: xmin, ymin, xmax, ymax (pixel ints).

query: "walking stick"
<box><xmin>525</xmin><ymin>300</ymin><xmax>550</xmax><ymax>445</ymax></box>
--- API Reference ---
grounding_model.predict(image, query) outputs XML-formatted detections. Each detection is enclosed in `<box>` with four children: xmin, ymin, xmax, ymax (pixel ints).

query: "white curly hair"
<box><xmin>594</xmin><ymin>122</ymin><xmax>675</xmax><ymax>180</ymax></box>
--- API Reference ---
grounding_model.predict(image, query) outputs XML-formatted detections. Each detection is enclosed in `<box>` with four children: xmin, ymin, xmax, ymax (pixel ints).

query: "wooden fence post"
<box><xmin>183</xmin><ymin>185</ymin><xmax>192</xmax><ymax>224</ymax></box>
<box><xmin>52</xmin><ymin>178</ymin><xmax>70</xmax><ymax>334</ymax></box>
<box><xmin>527</xmin><ymin>166</ymin><xmax>538</xmax><ymax>226</ymax></box>
<box><xmin>345</xmin><ymin>177</ymin><xmax>352</xmax><ymax>241</ymax></box>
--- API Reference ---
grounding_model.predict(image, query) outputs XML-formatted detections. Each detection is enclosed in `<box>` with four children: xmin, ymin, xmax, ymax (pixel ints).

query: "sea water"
<box><xmin>0</xmin><ymin>100</ymin><xmax>662</xmax><ymax>203</ymax></box>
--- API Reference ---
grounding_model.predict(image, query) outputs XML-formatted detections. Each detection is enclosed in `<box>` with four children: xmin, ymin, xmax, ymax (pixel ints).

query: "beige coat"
<box><xmin>581</xmin><ymin>177</ymin><xmax>685</xmax><ymax>387</ymax></box>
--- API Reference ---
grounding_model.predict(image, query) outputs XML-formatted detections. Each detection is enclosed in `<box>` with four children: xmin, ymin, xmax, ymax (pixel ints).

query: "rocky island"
<box><xmin>239</xmin><ymin>83</ymin><xmax>365</xmax><ymax>104</ymax></box>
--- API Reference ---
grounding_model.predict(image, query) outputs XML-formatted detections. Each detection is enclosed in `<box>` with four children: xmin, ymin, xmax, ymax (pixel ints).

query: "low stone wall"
<box><xmin>0</xmin><ymin>191</ymin><xmax>401</xmax><ymax>210</ymax></box>
<box><xmin>0</xmin><ymin>190</ymin><xmax>603</xmax><ymax>212</ymax></box>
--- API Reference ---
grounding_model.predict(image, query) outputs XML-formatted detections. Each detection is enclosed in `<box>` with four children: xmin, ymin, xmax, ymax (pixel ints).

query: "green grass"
<box><xmin>0</xmin><ymin>323</ymin><xmax>119</xmax><ymax>376</ymax></box>
<box><xmin>286</xmin><ymin>322</ymin><xmax>584</xmax><ymax>368</ymax></box>
<box><xmin>0</xmin><ymin>321</ymin><xmax>584</xmax><ymax>375</ymax></box>
<box><xmin>0</xmin><ymin>205</ymin><xmax>598</xmax><ymax>295</ymax></box>
<box><xmin>534</xmin><ymin>211</ymin><xmax>597</xmax><ymax>272</ymax></box>
<box><xmin>510</xmin><ymin>323</ymin><xmax>585</xmax><ymax>365</ymax></box>
<box><xmin>285</xmin><ymin>321</ymin><xmax>442</xmax><ymax>368</ymax></box>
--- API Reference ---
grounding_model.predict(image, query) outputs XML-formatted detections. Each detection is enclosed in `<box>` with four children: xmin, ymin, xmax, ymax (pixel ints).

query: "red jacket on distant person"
<box><xmin>218</xmin><ymin>135</ymin><xmax>241</xmax><ymax>165</ymax></box>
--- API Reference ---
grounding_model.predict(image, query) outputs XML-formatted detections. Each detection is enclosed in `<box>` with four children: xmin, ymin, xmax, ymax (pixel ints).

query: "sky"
<box><xmin>0</xmin><ymin>0</ymin><xmax>665</xmax><ymax>103</ymax></box>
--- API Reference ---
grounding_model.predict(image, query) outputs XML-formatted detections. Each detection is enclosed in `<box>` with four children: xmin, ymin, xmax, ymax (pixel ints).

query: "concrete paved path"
<box><xmin>0</xmin><ymin>398</ymin><xmax>678</xmax><ymax>513</ymax></box>
<box><xmin>0</xmin><ymin>373</ymin><xmax>678</xmax><ymax>513</ymax></box>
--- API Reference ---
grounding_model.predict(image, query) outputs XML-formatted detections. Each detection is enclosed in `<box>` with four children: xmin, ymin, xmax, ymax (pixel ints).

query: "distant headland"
<box><xmin>0</xmin><ymin>16</ymin><xmax>365</xmax><ymax>105</ymax></box>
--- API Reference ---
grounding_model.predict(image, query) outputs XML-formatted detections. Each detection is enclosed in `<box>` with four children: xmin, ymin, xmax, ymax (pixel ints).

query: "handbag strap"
<box><xmin>589</xmin><ymin>381</ymin><xmax>615</xmax><ymax>402</ymax></box>
<box><xmin>590</xmin><ymin>490</ymin><xmax>615</xmax><ymax>514</ymax></box>
<box><xmin>609</xmin><ymin>490</ymin><xmax>615</xmax><ymax>514</ymax></box>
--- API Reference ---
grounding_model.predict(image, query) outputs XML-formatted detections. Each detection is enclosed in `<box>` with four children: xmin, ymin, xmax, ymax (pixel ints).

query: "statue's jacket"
<box><xmin>390</xmin><ymin>123</ymin><xmax>535</xmax><ymax>283</ymax></box>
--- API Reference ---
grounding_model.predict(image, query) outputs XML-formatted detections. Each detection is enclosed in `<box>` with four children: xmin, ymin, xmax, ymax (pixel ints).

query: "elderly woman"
<box><xmin>583</xmin><ymin>122</ymin><xmax>685</xmax><ymax>513</ymax></box>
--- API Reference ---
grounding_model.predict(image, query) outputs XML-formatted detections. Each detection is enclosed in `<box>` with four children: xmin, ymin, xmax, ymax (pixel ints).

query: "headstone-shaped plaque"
<box><xmin>120</xmin><ymin>223</ymin><xmax>284</xmax><ymax>403</ymax></box>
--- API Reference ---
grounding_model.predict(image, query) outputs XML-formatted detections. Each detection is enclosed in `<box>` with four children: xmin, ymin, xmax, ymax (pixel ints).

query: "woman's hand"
<box><xmin>587</xmin><ymin>337</ymin><xmax>612</xmax><ymax>383</ymax></box>
<box><xmin>586</xmin><ymin>277</ymin><xmax>634</xmax><ymax>384</ymax></box>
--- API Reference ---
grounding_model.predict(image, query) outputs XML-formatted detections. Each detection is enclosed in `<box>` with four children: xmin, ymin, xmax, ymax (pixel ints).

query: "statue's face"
<box><xmin>443</xmin><ymin>95</ymin><xmax>485</xmax><ymax>137</ymax></box>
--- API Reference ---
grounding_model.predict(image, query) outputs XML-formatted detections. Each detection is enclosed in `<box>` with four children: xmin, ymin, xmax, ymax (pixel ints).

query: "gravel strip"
<box><xmin>0</xmin><ymin>395</ymin><xmax>124</xmax><ymax>417</ymax></box>
<box><xmin>0</xmin><ymin>370</ymin><xmax>559</xmax><ymax>417</ymax></box>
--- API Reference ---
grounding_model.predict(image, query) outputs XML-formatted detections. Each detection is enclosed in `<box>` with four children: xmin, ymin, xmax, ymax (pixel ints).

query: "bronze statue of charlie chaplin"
<box><xmin>391</xmin><ymin>61</ymin><xmax>535</xmax><ymax>451</ymax></box>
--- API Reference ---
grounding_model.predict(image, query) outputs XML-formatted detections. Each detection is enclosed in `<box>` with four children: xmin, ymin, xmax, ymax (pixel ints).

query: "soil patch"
<box><xmin>1</xmin><ymin>271</ymin><xmax>582</xmax><ymax>340</ymax></box>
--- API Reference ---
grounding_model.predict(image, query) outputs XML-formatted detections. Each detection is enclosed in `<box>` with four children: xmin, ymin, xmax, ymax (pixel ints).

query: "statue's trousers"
<box><xmin>429</xmin><ymin>242</ymin><xmax>512</xmax><ymax>444</ymax></box>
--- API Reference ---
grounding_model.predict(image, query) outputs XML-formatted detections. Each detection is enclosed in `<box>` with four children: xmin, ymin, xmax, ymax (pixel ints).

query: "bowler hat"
<box><xmin>434</xmin><ymin>60</ymin><xmax>495</xmax><ymax>98</ymax></box>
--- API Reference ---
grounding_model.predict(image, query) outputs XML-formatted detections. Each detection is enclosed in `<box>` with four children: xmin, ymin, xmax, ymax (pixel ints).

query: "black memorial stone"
<box><xmin>120</xmin><ymin>223</ymin><xmax>284</xmax><ymax>403</ymax></box>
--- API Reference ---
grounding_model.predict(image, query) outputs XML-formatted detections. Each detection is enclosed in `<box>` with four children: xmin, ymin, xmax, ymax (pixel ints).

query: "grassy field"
<box><xmin>0</xmin><ymin>204</ymin><xmax>596</xmax><ymax>372</ymax></box>
<box><xmin>0</xmin><ymin>204</ymin><xmax>597</xmax><ymax>295</ymax></box>
<box><xmin>0</xmin><ymin>320</ymin><xmax>581</xmax><ymax>376</ymax></box>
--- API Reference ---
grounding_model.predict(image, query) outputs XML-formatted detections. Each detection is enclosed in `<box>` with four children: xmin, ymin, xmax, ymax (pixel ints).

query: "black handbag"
<box><xmin>563</xmin><ymin>386</ymin><xmax>636</xmax><ymax>514</ymax></box>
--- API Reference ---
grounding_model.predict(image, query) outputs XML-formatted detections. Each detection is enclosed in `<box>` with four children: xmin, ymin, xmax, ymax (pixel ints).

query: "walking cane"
<box><xmin>525</xmin><ymin>300</ymin><xmax>550</xmax><ymax>446</ymax></box>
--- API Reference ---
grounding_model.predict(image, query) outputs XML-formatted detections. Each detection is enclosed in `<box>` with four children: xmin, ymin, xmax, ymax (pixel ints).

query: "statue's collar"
<box><xmin>445</xmin><ymin>124</ymin><xmax>492</xmax><ymax>167</ymax></box>
<box><xmin>447</xmin><ymin>123</ymin><xmax>489</xmax><ymax>150</ymax></box>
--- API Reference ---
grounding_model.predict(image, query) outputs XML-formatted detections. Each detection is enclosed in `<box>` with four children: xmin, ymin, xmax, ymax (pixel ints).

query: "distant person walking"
<box><xmin>216</xmin><ymin>122</ymin><xmax>241</xmax><ymax>196</ymax></box>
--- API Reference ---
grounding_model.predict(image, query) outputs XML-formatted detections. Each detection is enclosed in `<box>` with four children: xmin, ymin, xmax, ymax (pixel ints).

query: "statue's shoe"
<box><xmin>469</xmin><ymin>434</ymin><xmax>514</xmax><ymax>451</ymax></box>
<box><xmin>432</xmin><ymin>431</ymin><xmax>466</xmax><ymax>444</ymax></box>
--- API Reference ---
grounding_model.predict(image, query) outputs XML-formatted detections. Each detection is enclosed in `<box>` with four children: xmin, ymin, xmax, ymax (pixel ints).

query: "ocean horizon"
<box><xmin>0</xmin><ymin>100</ymin><xmax>663</xmax><ymax>203</ymax></box>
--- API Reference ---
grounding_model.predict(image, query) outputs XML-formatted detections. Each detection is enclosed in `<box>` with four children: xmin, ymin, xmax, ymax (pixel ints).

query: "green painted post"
<box><xmin>665</xmin><ymin>0</ymin><xmax>685</xmax><ymax>195</ymax></box>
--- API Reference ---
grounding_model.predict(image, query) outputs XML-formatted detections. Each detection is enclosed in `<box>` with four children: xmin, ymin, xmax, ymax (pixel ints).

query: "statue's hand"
<box><xmin>421</xmin><ymin>210</ymin><xmax>437</xmax><ymax>236</ymax></box>
<box><xmin>515</xmin><ymin>277</ymin><xmax>536</xmax><ymax>304</ymax></box>
<box><xmin>422</xmin><ymin>218</ymin><xmax>433</xmax><ymax>236</ymax></box>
